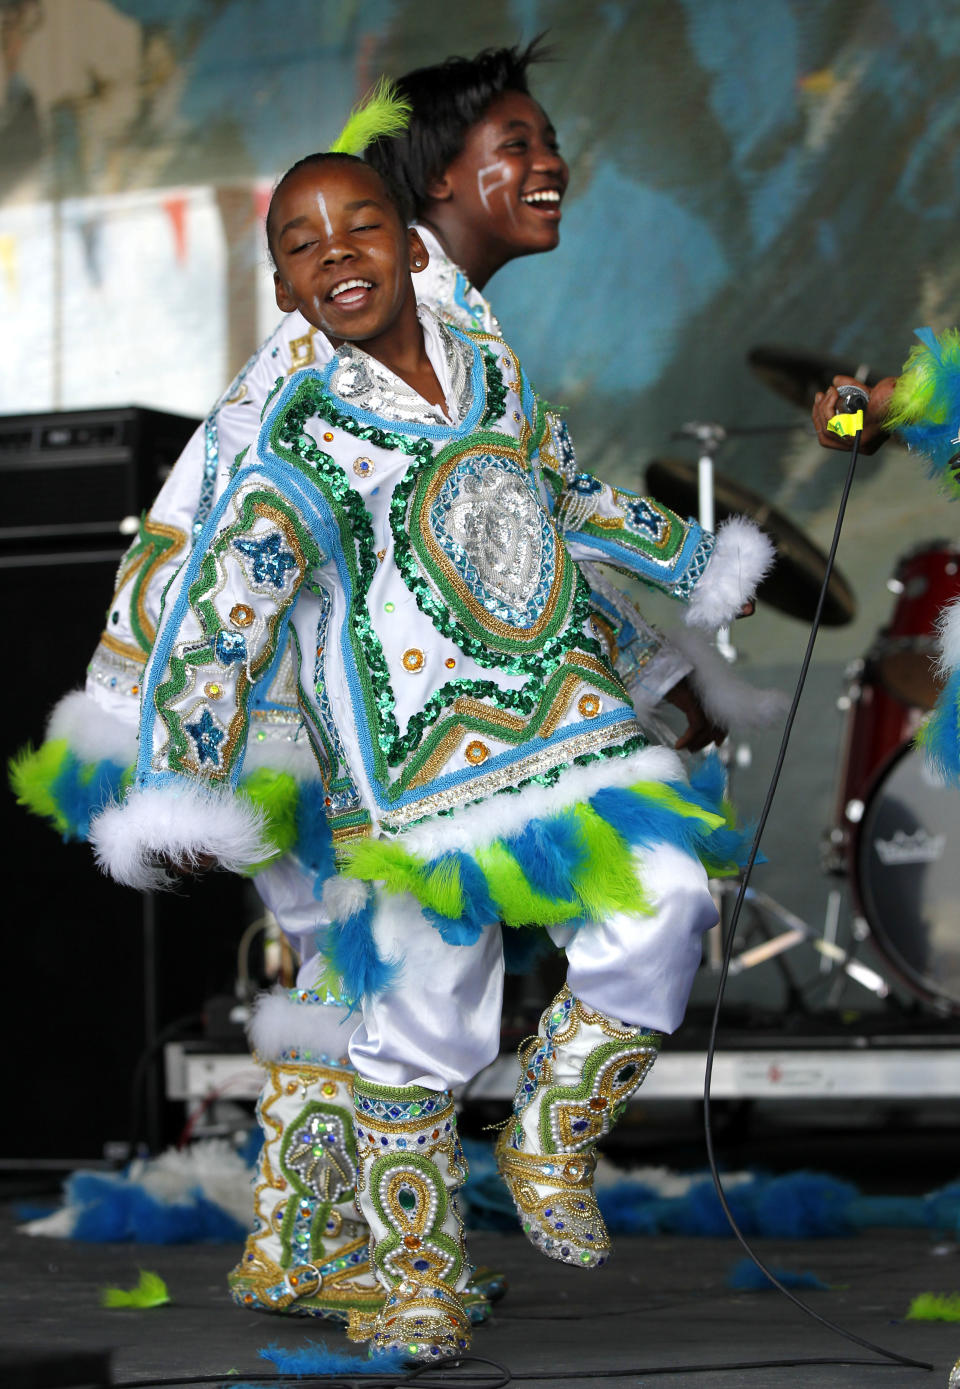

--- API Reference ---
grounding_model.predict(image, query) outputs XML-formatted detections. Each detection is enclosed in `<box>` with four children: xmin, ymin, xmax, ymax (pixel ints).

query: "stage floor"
<box><xmin>2</xmin><ymin>1205</ymin><xmax>957</xmax><ymax>1388</ymax></box>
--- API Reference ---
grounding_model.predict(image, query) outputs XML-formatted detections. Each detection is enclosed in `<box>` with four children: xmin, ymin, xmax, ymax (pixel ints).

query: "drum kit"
<box><xmin>650</xmin><ymin>345</ymin><xmax>960</xmax><ymax>1017</ymax></box>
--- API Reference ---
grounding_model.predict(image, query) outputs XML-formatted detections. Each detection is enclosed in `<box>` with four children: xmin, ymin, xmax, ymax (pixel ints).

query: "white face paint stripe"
<box><xmin>314</xmin><ymin>191</ymin><xmax>333</xmax><ymax>239</ymax></box>
<box><xmin>477</xmin><ymin>161</ymin><xmax>512</xmax><ymax>212</ymax></box>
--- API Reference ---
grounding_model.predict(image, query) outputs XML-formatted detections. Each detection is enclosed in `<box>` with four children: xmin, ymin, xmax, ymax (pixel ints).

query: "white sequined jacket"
<box><xmin>90</xmin><ymin>312</ymin><xmax>772</xmax><ymax>888</ymax></box>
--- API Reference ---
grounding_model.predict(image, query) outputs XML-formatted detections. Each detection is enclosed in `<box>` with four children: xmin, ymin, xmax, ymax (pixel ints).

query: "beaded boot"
<box><xmin>347</xmin><ymin>1078</ymin><xmax>472</xmax><ymax>1363</ymax></box>
<box><xmin>496</xmin><ymin>985</ymin><xmax>661</xmax><ymax>1268</ymax></box>
<box><xmin>228</xmin><ymin>1053</ymin><xmax>383</xmax><ymax>1322</ymax></box>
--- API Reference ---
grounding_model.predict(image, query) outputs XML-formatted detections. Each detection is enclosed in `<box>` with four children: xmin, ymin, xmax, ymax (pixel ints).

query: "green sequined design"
<box><xmin>267</xmin><ymin>376</ymin><xmax>636</xmax><ymax>807</ymax></box>
<box><xmin>278</xmin><ymin>1100</ymin><xmax>357</xmax><ymax>1266</ymax></box>
<box><xmin>156</xmin><ymin>488</ymin><xmax>320</xmax><ymax>779</ymax></box>
<box><xmin>368</xmin><ymin>1152</ymin><xmax>465</xmax><ymax>1290</ymax></box>
<box><xmin>537</xmin><ymin>1037</ymin><xmax>661</xmax><ymax>1156</ymax></box>
<box><xmin>112</xmin><ymin>513</ymin><xmax>188</xmax><ymax>656</ymax></box>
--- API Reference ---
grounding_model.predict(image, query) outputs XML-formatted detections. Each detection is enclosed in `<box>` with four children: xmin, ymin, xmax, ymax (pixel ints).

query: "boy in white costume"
<box><xmin>89</xmin><ymin>151</ymin><xmax>772</xmax><ymax>1361</ymax></box>
<box><xmin>13</xmin><ymin>64</ymin><xmax>775</xmax><ymax>1330</ymax></box>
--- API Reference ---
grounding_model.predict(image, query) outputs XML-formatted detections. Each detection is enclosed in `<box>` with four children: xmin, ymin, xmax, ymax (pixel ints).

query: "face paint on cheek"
<box><xmin>477</xmin><ymin>161</ymin><xmax>512</xmax><ymax>212</ymax></box>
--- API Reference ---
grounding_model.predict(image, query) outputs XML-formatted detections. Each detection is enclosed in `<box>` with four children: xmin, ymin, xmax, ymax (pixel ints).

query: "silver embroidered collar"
<box><xmin>328</xmin><ymin>314</ymin><xmax>476</xmax><ymax>427</ymax></box>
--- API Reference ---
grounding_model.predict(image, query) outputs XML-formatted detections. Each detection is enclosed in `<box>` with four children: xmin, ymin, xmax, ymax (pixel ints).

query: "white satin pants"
<box><xmin>348</xmin><ymin>841</ymin><xmax>718</xmax><ymax>1091</ymax></box>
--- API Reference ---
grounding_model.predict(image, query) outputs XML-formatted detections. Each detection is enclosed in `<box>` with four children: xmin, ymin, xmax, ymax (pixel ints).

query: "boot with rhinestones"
<box><xmin>347</xmin><ymin>1077</ymin><xmax>472</xmax><ymax>1364</ymax></box>
<box><xmin>496</xmin><ymin>985</ymin><xmax>661</xmax><ymax>1269</ymax></box>
<box><xmin>227</xmin><ymin>1050</ymin><xmax>384</xmax><ymax>1323</ymax></box>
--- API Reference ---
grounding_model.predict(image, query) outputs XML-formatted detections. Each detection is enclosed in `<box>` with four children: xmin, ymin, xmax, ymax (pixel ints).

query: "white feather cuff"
<box><xmin>665</xmin><ymin>628</ymin><xmax>789</xmax><ymax>731</ymax></box>
<box><xmin>685</xmin><ymin>516</ymin><xmax>775</xmax><ymax>630</ymax></box>
<box><xmin>248</xmin><ymin>986</ymin><xmax>353</xmax><ymax>1062</ymax></box>
<box><xmin>46</xmin><ymin>689</ymin><xmax>139</xmax><ymax>765</ymax></box>
<box><xmin>936</xmin><ymin>594</ymin><xmax>960</xmax><ymax>676</ymax></box>
<box><xmin>90</xmin><ymin>783</ymin><xmax>275</xmax><ymax>891</ymax></box>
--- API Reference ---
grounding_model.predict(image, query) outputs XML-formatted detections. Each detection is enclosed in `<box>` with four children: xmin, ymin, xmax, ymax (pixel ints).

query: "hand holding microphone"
<box><xmin>812</xmin><ymin>374</ymin><xmax>898</xmax><ymax>455</ymax></box>
<box><xmin>826</xmin><ymin>383</ymin><xmax>869</xmax><ymax>438</ymax></box>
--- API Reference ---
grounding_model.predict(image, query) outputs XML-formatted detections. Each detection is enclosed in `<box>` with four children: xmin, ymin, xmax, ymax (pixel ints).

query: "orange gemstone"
<box><xmin>432</xmin><ymin>1129</ymin><xmax>440</xmax><ymax>1139</ymax></box>
<box><xmin>323</xmin><ymin>432</ymin><xmax>334</xmax><ymax>441</ymax></box>
<box><xmin>589</xmin><ymin>1096</ymin><xmax>608</xmax><ymax>1111</ymax></box>
<box><xmin>445</xmin><ymin>658</ymin><xmax>456</xmax><ymax>668</ymax></box>
<box><xmin>403</xmin><ymin>1234</ymin><xmax>421</xmax><ymax>1249</ymax></box>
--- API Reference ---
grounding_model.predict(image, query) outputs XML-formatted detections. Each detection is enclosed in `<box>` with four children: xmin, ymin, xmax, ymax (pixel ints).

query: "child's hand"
<box><xmin>664</xmin><ymin>676</ymin><xmax>727</xmax><ymax>752</ymax></box>
<box><xmin>152</xmin><ymin>851</ymin><xmax>217</xmax><ymax>878</ymax></box>
<box><xmin>812</xmin><ymin>375</ymin><xmax>897</xmax><ymax>454</ymax></box>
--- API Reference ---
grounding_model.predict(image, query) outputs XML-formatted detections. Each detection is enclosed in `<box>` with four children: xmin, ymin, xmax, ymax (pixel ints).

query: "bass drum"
<box><xmin>853</xmin><ymin>740</ymin><xmax>960</xmax><ymax>1013</ymax></box>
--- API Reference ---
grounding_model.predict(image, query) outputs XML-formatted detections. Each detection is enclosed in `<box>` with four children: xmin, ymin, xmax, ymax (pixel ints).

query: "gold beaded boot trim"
<box><xmin>496</xmin><ymin>986</ymin><xmax>660</xmax><ymax>1268</ymax></box>
<box><xmin>227</xmin><ymin>1056</ymin><xmax>382</xmax><ymax>1322</ymax></box>
<box><xmin>348</xmin><ymin>1077</ymin><xmax>472</xmax><ymax>1364</ymax></box>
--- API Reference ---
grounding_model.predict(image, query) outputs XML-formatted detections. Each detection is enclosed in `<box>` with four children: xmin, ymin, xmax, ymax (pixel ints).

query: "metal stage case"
<box><xmin>166</xmin><ymin>1021</ymin><xmax>960</xmax><ymax>1109</ymax></box>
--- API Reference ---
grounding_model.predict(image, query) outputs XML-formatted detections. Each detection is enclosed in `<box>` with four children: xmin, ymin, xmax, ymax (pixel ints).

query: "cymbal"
<box><xmin>646</xmin><ymin>457</ymin><xmax>856</xmax><ymax>626</ymax></box>
<box><xmin>748</xmin><ymin>344</ymin><xmax>886</xmax><ymax>411</ymax></box>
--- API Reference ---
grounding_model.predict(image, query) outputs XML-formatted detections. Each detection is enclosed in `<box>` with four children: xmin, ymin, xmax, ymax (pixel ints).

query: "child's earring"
<box><xmin>414</xmin><ymin>258</ymin><xmax>424</xmax><ymax>268</ymax></box>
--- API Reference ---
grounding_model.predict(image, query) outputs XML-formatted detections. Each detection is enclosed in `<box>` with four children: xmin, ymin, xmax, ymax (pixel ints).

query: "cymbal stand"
<box><xmin>676</xmin><ymin>423</ymin><xmax>890</xmax><ymax>1005</ymax></box>
<box><xmin>679</xmin><ymin>422</ymin><xmax>740</xmax><ymax>970</ymax></box>
<box><xmin>683</xmin><ymin>422</ymin><xmax>736</xmax><ymax>663</ymax></box>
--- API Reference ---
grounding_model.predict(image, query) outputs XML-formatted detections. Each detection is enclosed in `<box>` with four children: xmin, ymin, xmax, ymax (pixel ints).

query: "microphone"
<box><xmin>836</xmin><ymin>383</ymin><xmax>869</xmax><ymax>414</ymax></box>
<box><xmin>827</xmin><ymin>382</ymin><xmax>868</xmax><ymax>438</ymax></box>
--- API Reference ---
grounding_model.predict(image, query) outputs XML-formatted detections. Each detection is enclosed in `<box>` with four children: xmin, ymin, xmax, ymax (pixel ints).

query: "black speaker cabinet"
<box><xmin>2</xmin><ymin>409</ymin><xmax>252</xmax><ymax>1161</ymax></box>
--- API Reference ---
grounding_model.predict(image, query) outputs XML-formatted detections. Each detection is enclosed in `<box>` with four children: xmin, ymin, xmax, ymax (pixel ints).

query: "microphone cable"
<box><xmin>701</xmin><ymin>399</ymin><xmax>933</xmax><ymax>1373</ymax></box>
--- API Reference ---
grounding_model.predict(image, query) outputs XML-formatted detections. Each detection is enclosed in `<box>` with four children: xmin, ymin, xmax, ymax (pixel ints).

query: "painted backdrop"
<box><xmin>4</xmin><ymin>0</ymin><xmax>960</xmax><ymax>1012</ymax></box>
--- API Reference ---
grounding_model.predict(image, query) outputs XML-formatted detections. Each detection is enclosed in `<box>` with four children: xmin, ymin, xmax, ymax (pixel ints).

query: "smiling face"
<box><xmin>429</xmin><ymin>90</ymin><xmax>569</xmax><ymax>263</ymax></box>
<box><xmin>270</xmin><ymin>158</ymin><xmax>426</xmax><ymax>346</ymax></box>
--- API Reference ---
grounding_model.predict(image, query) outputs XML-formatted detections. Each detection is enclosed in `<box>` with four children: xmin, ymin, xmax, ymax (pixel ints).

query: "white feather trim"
<box><xmin>397</xmin><ymin>744</ymin><xmax>684</xmax><ymax>860</ymax></box>
<box><xmin>320</xmin><ymin>875</ymin><xmax>368</xmax><ymax>920</ymax></box>
<box><xmin>19</xmin><ymin>1206</ymin><xmax>79</xmax><ymax>1239</ymax></box>
<box><xmin>936</xmin><ymin>594</ymin><xmax>960</xmax><ymax>676</ymax></box>
<box><xmin>248</xmin><ymin>986</ymin><xmax>355</xmax><ymax>1063</ymax></box>
<box><xmin>46</xmin><ymin>689</ymin><xmax>139</xmax><ymax>765</ymax></box>
<box><xmin>664</xmin><ymin>628</ymin><xmax>789</xmax><ymax>731</ymax></box>
<box><xmin>685</xmin><ymin>516</ymin><xmax>775</xmax><ymax>630</ymax></box>
<box><xmin>132</xmin><ymin>1139</ymin><xmax>256</xmax><ymax>1228</ymax></box>
<box><xmin>90</xmin><ymin>783</ymin><xmax>275</xmax><ymax>891</ymax></box>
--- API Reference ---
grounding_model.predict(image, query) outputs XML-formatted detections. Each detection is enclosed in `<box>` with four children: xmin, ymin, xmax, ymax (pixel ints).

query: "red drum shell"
<box><xmin>874</xmin><ymin>542</ymin><xmax>960</xmax><ymax>709</ymax></box>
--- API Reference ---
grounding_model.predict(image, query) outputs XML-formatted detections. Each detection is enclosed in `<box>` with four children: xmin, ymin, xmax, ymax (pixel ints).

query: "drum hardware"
<box><xmin>822</xmin><ymin>542</ymin><xmax>960</xmax><ymax>1017</ymax></box>
<box><xmin>646</xmin><ymin>455</ymin><xmax>857</xmax><ymax>626</ymax></box>
<box><xmin>721</xmin><ymin>884</ymin><xmax>889</xmax><ymax>999</ymax></box>
<box><xmin>668</xmin><ymin>422</ymin><xmax>862</xmax><ymax>997</ymax></box>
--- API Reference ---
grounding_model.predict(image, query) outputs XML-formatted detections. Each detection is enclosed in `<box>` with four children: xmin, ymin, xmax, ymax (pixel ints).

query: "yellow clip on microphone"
<box><xmin>827</xmin><ymin>383</ymin><xmax>869</xmax><ymax>437</ymax></box>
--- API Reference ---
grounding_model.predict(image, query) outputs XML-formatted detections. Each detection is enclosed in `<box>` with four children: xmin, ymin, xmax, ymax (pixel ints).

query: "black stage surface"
<box><xmin>2</xmin><ymin>1204</ymin><xmax>958</xmax><ymax>1388</ymax></box>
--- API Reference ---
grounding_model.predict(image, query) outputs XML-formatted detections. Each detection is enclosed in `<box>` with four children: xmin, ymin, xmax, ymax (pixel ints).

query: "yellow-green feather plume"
<box><xmin>328</xmin><ymin>78</ymin><xmax>411</xmax><ymax>156</ymax></box>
